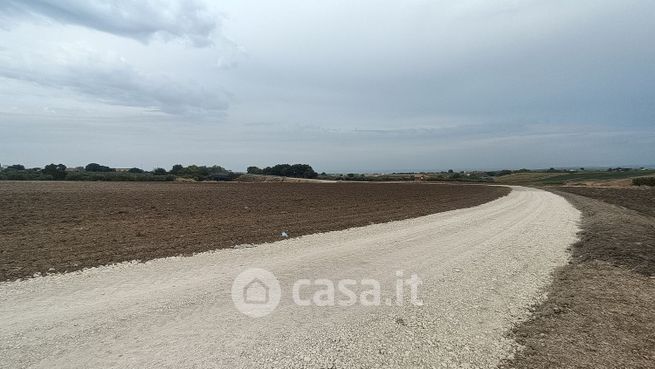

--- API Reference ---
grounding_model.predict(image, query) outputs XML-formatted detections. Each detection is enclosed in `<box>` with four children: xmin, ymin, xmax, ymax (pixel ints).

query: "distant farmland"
<box><xmin>495</xmin><ymin>169</ymin><xmax>655</xmax><ymax>186</ymax></box>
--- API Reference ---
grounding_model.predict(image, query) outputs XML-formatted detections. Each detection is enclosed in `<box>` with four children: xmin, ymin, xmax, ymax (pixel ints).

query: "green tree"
<box><xmin>170</xmin><ymin>164</ymin><xmax>184</xmax><ymax>175</ymax></box>
<box><xmin>247</xmin><ymin>166</ymin><xmax>263</xmax><ymax>174</ymax></box>
<box><xmin>262</xmin><ymin>164</ymin><xmax>318</xmax><ymax>178</ymax></box>
<box><xmin>42</xmin><ymin>164</ymin><xmax>67</xmax><ymax>180</ymax></box>
<box><xmin>128</xmin><ymin>167</ymin><xmax>144</xmax><ymax>173</ymax></box>
<box><xmin>152</xmin><ymin>168</ymin><xmax>167</xmax><ymax>175</ymax></box>
<box><xmin>85</xmin><ymin>163</ymin><xmax>114</xmax><ymax>172</ymax></box>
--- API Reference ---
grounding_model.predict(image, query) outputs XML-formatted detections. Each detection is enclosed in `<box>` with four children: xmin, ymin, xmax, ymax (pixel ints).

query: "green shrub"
<box><xmin>170</xmin><ymin>164</ymin><xmax>184</xmax><ymax>175</ymax></box>
<box><xmin>0</xmin><ymin>162</ymin><xmax>240</xmax><ymax>182</ymax></box>
<box><xmin>174</xmin><ymin>164</ymin><xmax>234</xmax><ymax>181</ymax></box>
<box><xmin>64</xmin><ymin>172</ymin><xmax>175</xmax><ymax>181</ymax></box>
<box><xmin>42</xmin><ymin>164</ymin><xmax>67</xmax><ymax>180</ymax></box>
<box><xmin>262</xmin><ymin>164</ymin><xmax>318</xmax><ymax>178</ymax></box>
<box><xmin>0</xmin><ymin>170</ymin><xmax>53</xmax><ymax>180</ymax></box>
<box><xmin>85</xmin><ymin>163</ymin><xmax>114</xmax><ymax>172</ymax></box>
<box><xmin>152</xmin><ymin>168</ymin><xmax>167</xmax><ymax>175</ymax></box>
<box><xmin>247</xmin><ymin>166</ymin><xmax>263</xmax><ymax>174</ymax></box>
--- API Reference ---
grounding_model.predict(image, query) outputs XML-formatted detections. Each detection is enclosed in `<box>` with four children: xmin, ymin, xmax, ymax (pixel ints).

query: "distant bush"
<box><xmin>6</xmin><ymin>164</ymin><xmax>25</xmax><ymax>170</ymax></box>
<box><xmin>85</xmin><ymin>163</ymin><xmax>114</xmax><ymax>172</ymax></box>
<box><xmin>633</xmin><ymin>177</ymin><xmax>655</xmax><ymax>186</ymax></box>
<box><xmin>1</xmin><ymin>165</ymin><xmax>174</xmax><ymax>181</ymax></box>
<box><xmin>170</xmin><ymin>164</ymin><xmax>184</xmax><ymax>175</ymax></box>
<box><xmin>42</xmin><ymin>163</ymin><xmax>67</xmax><ymax>180</ymax></box>
<box><xmin>247</xmin><ymin>166</ymin><xmax>263</xmax><ymax>174</ymax></box>
<box><xmin>152</xmin><ymin>168</ymin><xmax>167</xmax><ymax>175</ymax></box>
<box><xmin>206</xmin><ymin>172</ymin><xmax>241</xmax><ymax>181</ymax></box>
<box><xmin>65</xmin><ymin>172</ymin><xmax>175</xmax><ymax>182</ymax></box>
<box><xmin>0</xmin><ymin>162</ymin><xmax>242</xmax><ymax>182</ymax></box>
<box><xmin>0</xmin><ymin>169</ymin><xmax>53</xmax><ymax>180</ymax></box>
<box><xmin>262</xmin><ymin>164</ymin><xmax>318</xmax><ymax>179</ymax></box>
<box><xmin>174</xmin><ymin>164</ymin><xmax>235</xmax><ymax>181</ymax></box>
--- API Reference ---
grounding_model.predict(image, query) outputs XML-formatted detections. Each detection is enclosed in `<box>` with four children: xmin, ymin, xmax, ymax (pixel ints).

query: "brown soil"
<box><xmin>0</xmin><ymin>181</ymin><xmax>508</xmax><ymax>282</ymax></box>
<box><xmin>559</xmin><ymin>186</ymin><xmax>655</xmax><ymax>218</ymax></box>
<box><xmin>503</xmin><ymin>188</ymin><xmax>655</xmax><ymax>369</ymax></box>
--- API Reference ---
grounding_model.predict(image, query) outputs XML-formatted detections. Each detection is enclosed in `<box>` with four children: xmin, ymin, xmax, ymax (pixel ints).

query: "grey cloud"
<box><xmin>0</xmin><ymin>0</ymin><xmax>219</xmax><ymax>46</ymax></box>
<box><xmin>221</xmin><ymin>0</ymin><xmax>654</xmax><ymax>128</ymax></box>
<box><xmin>0</xmin><ymin>48</ymin><xmax>229</xmax><ymax>115</ymax></box>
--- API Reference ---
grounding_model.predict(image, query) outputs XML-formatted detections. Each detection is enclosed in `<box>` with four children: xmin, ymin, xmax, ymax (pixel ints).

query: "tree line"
<box><xmin>0</xmin><ymin>162</ymin><xmax>320</xmax><ymax>181</ymax></box>
<box><xmin>0</xmin><ymin>163</ymin><xmax>236</xmax><ymax>182</ymax></box>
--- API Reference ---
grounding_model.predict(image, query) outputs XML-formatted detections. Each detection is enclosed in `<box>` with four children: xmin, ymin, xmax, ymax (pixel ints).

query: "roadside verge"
<box><xmin>501</xmin><ymin>190</ymin><xmax>655</xmax><ymax>369</ymax></box>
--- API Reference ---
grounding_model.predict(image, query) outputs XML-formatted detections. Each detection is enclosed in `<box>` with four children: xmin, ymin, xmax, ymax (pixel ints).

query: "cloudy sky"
<box><xmin>1</xmin><ymin>0</ymin><xmax>653</xmax><ymax>172</ymax></box>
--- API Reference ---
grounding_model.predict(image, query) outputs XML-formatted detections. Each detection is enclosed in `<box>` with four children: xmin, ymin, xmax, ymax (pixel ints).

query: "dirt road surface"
<box><xmin>0</xmin><ymin>187</ymin><xmax>580</xmax><ymax>368</ymax></box>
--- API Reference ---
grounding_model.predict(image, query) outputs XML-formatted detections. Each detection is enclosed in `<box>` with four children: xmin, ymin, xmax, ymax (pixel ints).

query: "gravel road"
<box><xmin>0</xmin><ymin>186</ymin><xmax>580</xmax><ymax>368</ymax></box>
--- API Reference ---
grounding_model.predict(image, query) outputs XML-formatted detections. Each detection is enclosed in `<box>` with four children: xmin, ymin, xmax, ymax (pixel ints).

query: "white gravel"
<box><xmin>0</xmin><ymin>186</ymin><xmax>580</xmax><ymax>368</ymax></box>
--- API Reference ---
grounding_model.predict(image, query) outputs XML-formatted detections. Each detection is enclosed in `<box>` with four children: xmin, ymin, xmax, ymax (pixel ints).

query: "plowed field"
<box><xmin>0</xmin><ymin>181</ymin><xmax>509</xmax><ymax>281</ymax></box>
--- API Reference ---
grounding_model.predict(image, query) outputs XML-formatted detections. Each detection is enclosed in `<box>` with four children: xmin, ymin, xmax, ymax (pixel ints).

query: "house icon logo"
<box><xmin>243</xmin><ymin>278</ymin><xmax>269</xmax><ymax>304</ymax></box>
<box><xmin>231</xmin><ymin>268</ymin><xmax>281</xmax><ymax>317</ymax></box>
